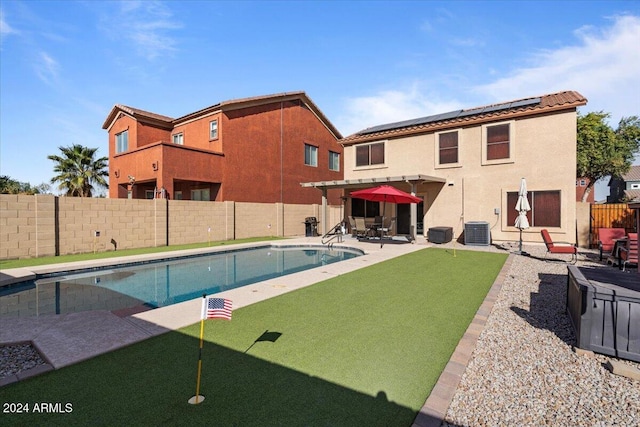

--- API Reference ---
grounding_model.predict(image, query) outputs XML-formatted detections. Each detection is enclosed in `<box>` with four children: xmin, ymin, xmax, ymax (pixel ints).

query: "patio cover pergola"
<box><xmin>300</xmin><ymin>174</ymin><xmax>447</xmax><ymax>238</ymax></box>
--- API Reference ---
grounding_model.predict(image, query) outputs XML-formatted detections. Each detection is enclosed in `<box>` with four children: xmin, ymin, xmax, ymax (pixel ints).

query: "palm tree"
<box><xmin>48</xmin><ymin>144</ymin><xmax>109</xmax><ymax>197</ymax></box>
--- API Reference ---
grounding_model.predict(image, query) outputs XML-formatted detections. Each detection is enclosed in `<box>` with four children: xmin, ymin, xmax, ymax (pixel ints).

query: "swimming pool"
<box><xmin>0</xmin><ymin>245</ymin><xmax>363</xmax><ymax>317</ymax></box>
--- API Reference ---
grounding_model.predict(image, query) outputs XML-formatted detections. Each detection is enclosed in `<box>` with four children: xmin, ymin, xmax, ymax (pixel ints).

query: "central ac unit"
<box><xmin>464</xmin><ymin>221</ymin><xmax>490</xmax><ymax>245</ymax></box>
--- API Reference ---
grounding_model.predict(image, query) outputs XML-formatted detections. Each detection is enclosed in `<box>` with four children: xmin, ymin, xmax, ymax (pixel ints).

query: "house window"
<box><xmin>174</xmin><ymin>191</ymin><xmax>183</xmax><ymax>200</ymax></box>
<box><xmin>116</xmin><ymin>130</ymin><xmax>128</xmax><ymax>153</ymax></box>
<box><xmin>305</xmin><ymin>143</ymin><xmax>318</xmax><ymax>167</ymax></box>
<box><xmin>486</xmin><ymin>123</ymin><xmax>510</xmax><ymax>160</ymax></box>
<box><xmin>631</xmin><ymin>183</ymin><xmax>640</xmax><ymax>189</ymax></box>
<box><xmin>355</xmin><ymin>142</ymin><xmax>385</xmax><ymax>167</ymax></box>
<box><xmin>191</xmin><ymin>188</ymin><xmax>210</xmax><ymax>201</ymax></box>
<box><xmin>507</xmin><ymin>190</ymin><xmax>561</xmax><ymax>228</ymax></box>
<box><xmin>172</xmin><ymin>133</ymin><xmax>184</xmax><ymax>145</ymax></box>
<box><xmin>329</xmin><ymin>151</ymin><xmax>340</xmax><ymax>171</ymax></box>
<box><xmin>351</xmin><ymin>199</ymin><xmax>380</xmax><ymax>218</ymax></box>
<box><xmin>145</xmin><ymin>190</ymin><xmax>155</xmax><ymax>199</ymax></box>
<box><xmin>438</xmin><ymin>130</ymin><xmax>459</xmax><ymax>165</ymax></box>
<box><xmin>210</xmin><ymin>120</ymin><xmax>218</xmax><ymax>140</ymax></box>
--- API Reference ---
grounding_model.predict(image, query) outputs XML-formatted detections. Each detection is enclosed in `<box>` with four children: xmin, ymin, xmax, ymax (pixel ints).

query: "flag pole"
<box><xmin>189</xmin><ymin>294</ymin><xmax>207</xmax><ymax>405</ymax></box>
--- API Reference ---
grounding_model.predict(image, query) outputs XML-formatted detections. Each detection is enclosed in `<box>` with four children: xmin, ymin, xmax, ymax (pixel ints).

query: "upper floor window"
<box><xmin>355</xmin><ymin>142</ymin><xmax>385</xmax><ymax>167</ymax></box>
<box><xmin>210</xmin><ymin>119</ymin><xmax>218</xmax><ymax>140</ymax></box>
<box><xmin>486</xmin><ymin>123</ymin><xmax>510</xmax><ymax>160</ymax></box>
<box><xmin>116</xmin><ymin>130</ymin><xmax>128</xmax><ymax>153</ymax></box>
<box><xmin>437</xmin><ymin>130</ymin><xmax>459</xmax><ymax>166</ymax></box>
<box><xmin>329</xmin><ymin>151</ymin><xmax>340</xmax><ymax>171</ymax></box>
<box><xmin>482</xmin><ymin>121</ymin><xmax>514</xmax><ymax>165</ymax></box>
<box><xmin>172</xmin><ymin>133</ymin><xmax>184</xmax><ymax>145</ymax></box>
<box><xmin>304</xmin><ymin>143</ymin><xmax>318</xmax><ymax>167</ymax></box>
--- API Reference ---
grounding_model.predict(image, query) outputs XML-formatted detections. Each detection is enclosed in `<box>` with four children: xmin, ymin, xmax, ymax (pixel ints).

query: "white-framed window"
<box><xmin>481</xmin><ymin>121</ymin><xmax>515</xmax><ymax>165</ymax></box>
<box><xmin>210</xmin><ymin>119</ymin><xmax>218</xmax><ymax>140</ymax></box>
<box><xmin>116</xmin><ymin>130</ymin><xmax>128</xmax><ymax>153</ymax></box>
<box><xmin>435</xmin><ymin>129</ymin><xmax>461</xmax><ymax>168</ymax></box>
<box><xmin>355</xmin><ymin>141</ymin><xmax>385</xmax><ymax>167</ymax></box>
<box><xmin>329</xmin><ymin>151</ymin><xmax>340</xmax><ymax>171</ymax></box>
<box><xmin>172</xmin><ymin>133</ymin><xmax>184</xmax><ymax>145</ymax></box>
<box><xmin>305</xmin><ymin>143</ymin><xmax>318</xmax><ymax>167</ymax></box>
<box><xmin>631</xmin><ymin>183</ymin><xmax>640</xmax><ymax>189</ymax></box>
<box><xmin>191</xmin><ymin>188</ymin><xmax>210</xmax><ymax>201</ymax></box>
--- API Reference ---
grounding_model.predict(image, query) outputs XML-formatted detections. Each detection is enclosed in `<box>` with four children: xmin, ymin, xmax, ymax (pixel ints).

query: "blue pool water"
<box><xmin>0</xmin><ymin>245</ymin><xmax>362</xmax><ymax>317</ymax></box>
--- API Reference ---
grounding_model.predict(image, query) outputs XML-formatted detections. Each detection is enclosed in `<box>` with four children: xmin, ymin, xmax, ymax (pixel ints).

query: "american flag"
<box><xmin>202</xmin><ymin>297</ymin><xmax>232</xmax><ymax>320</ymax></box>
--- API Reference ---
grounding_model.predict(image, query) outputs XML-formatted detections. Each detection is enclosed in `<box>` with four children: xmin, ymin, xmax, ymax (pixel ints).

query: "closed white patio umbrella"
<box><xmin>514</xmin><ymin>178</ymin><xmax>531</xmax><ymax>255</ymax></box>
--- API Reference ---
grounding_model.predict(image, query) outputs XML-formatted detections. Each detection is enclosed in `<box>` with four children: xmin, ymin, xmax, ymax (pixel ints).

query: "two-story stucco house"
<box><xmin>103</xmin><ymin>92</ymin><xmax>343</xmax><ymax>204</ymax></box>
<box><xmin>303</xmin><ymin>91</ymin><xmax>587</xmax><ymax>244</ymax></box>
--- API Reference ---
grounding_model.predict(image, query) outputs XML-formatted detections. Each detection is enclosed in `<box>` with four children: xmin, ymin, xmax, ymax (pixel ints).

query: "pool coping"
<box><xmin>0</xmin><ymin>236</ymin><xmax>510</xmax><ymax>425</ymax></box>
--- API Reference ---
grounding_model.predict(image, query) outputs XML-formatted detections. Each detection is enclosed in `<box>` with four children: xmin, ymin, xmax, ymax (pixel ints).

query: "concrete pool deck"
<box><xmin>0</xmin><ymin>236</ymin><xmax>508</xmax><ymax>426</ymax></box>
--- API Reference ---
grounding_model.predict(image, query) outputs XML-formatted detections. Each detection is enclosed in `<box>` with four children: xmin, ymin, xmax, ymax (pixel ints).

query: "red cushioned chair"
<box><xmin>619</xmin><ymin>233</ymin><xmax>638</xmax><ymax>272</ymax></box>
<box><xmin>540</xmin><ymin>229</ymin><xmax>577</xmax><ymax>263</ymax></box>
<box><xmin>597</xmin><ymin>227</ymin><xmax>626</xmax><ymax>261</ymax></box>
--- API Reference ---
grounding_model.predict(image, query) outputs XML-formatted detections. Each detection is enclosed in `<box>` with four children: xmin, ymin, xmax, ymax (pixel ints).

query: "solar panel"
<box><xmin>357</xmin><ymin>97</ymin><xmax>542</xmax><ymax>135</ymax></box>
<box><xmin>480</xmin><ymin>103</ymin><xmax>508</xmax><ymax>113</ymax></box>
<box><xmin>457</xmin><ymin>108</ymin><xmax>484</xmax><ymax>118</ymax></box>
<box><xmin>510</xmin><ymin>98</ymin><xmax>541</xmax><ymax>108</ymax></box>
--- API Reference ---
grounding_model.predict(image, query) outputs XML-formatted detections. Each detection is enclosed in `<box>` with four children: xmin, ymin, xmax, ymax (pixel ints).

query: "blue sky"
<box><xmin>1</xmin><ymin>1</ymin><xmax>639</xmax><ymax>200</ymax></box>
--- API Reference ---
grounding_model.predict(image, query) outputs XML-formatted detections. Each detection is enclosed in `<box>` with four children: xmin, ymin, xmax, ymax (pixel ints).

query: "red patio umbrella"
<box><xmin>350</xmin><ymin>185</ymin><xmax>421</xmax><ymax>244</ymax></box>
<box><xmin>350</xmin><ymin>185</ymin><xmax>421</xmax><ymax>204</ymax></box>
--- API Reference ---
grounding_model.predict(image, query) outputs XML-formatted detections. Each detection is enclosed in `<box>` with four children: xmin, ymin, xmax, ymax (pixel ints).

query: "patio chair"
<box><xmin>354</xmin><ymin>217</ymin><xmax>368</xmax><ymax>238</ymax></box>
<box><xmin>540</xmin><ymin>229</ymin><xmax>577</xmax><ymax>263</ymax></box>
<box><xmin>347</xmin><ymin>216</ymin><xmax>357</xmax><ymax>237</ymax></box>
<box><xmin>597</xmin><ymin>227</ymin><xmax>626</xmax><ymax>261</ymax></box>
<box><xmin>377</xmin><ymin>217</ymin><xmax>396</xmax><ymax>240</ymax></box>
<box><xmin>618</xmin><ymin>233</ymin><xmax>638</xmax><ymax>272</ymax></box>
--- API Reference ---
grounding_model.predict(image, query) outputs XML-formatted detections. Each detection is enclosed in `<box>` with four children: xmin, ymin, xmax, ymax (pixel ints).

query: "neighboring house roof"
<box><xmin>622</xmin><ymin>165</ymin><xmax>640</xmax><ymax>182</ymax></box>
<box><xmin>624</xmin><ymin>189</ymin><xmax>640</xmax><ymax>201</ymax></box>
<box><xmin>102</xmin><ymin>91</ymin><xmax>342</xmax><ymax>139</ymax></box>
<box><xmin>341</xmin><ymin>90</ymin><xmax>587</xmax><ymax>145</ymax></box>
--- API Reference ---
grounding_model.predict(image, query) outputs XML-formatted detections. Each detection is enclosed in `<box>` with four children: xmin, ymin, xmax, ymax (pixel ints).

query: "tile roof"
<box><xmin>341</xmin><ymin>90</ymin><xmax>587</xmax><ymax>145</ymax></box>
<box><xmin>622</xmin><ymin>165</ymin><xmax>640</xmax><ymax>182</ymax></box>
<box><xmin>624</xmin><ymin>189</ymin><xmax>640</xmax><ymax>201</ymax></box>
<box><xmin>103</xmin><ymin>91</ymin><xmax>342</xmax><ymax>139</ymax></box>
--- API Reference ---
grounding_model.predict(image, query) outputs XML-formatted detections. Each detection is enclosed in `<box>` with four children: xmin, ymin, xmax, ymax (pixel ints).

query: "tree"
<box><xmin>0</xmin><ymin>175</ymin><xmax>45</xmax><ymax>195</ymax></box>
<box><xmin>576</xmin><ymin>112</ymin><xmax>640</xmax><ymax>202</ymax></box>
<box><xmin>48</xmin><ymin>144</ymin><xmax>109</xmax><ymax>197</ymax></box>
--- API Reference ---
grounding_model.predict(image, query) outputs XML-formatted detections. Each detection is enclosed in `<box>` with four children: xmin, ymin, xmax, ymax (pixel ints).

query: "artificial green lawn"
<box><xmin>0</xmin><ymin>248</ymin><xmax>507</xmax><ymax>426</ymax></box>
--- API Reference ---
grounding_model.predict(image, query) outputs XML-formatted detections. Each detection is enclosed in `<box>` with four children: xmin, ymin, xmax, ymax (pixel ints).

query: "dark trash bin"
<box><xmin>304</xmin><ymin>217</ymin><xmax>318</xmax><ymax>237</ymax></box>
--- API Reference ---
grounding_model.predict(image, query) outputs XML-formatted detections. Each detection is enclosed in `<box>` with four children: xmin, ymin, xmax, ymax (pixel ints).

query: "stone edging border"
<box><xmin>0</xmin><ymin>341</ymin><xmax>54</xmax><ymax>388</ymax></box>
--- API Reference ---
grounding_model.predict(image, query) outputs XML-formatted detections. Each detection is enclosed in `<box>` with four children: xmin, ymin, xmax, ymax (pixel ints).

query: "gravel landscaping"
<box><xmin>444</xmin><ymin>244</ymin><xmax>640</xmax><ymax>426</ymax></box>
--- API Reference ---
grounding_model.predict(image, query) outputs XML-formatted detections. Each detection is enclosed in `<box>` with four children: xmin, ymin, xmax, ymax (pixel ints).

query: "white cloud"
<box><xmin>109</xmin><ymin>1</ymin><xmax>182</xmax><ymax>61</ymax></box>
<box><xmin>339</xmin><ymin>14</ymin><xmax>640</xmax><ymax>137</ymax></box>
<box><xmin>35</xmin><ymin>51</ymin><xmax>60</xmax><ymax>85</ymax></box>
<box><xmin>338</xmin><ymin>83</ymin><xmax>462</xmax><ymax>136</ymax></box>
<box><xmin>0</xmin><ymin>9</ymin><xmax>18</xmax><ymax>37</ymax></box>
<box><xmin>474</xmin><ymin>14</ymin><xmax>640</xmax><ymax>123</ymax></box>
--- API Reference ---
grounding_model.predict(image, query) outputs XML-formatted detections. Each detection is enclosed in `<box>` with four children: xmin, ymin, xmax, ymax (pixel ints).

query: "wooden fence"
<box><xmin>589</xmin><ymin>203</ymin><xmax>637</xmax><ymax>247</ymax></box>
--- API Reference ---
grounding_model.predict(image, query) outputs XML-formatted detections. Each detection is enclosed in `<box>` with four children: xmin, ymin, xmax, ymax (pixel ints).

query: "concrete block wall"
<box><xmin>0</xmin><ymin>194</ymin><xmax>56</xmax><ymax>259</ymax></box>
<box><xmin>167</xmin><ymin>200</ymin><xmax>231</xmax><ymax>245</ymax></box>
<box><xmin>282</xmin><ymin>204</ymin><xmax>318</xmax><ymax>236</ymax></box>
<box><xmin>0</xmin><ymin>194</ymin><xmax>329</xmax><ymax>260</ymax></box>
<box><xmin>234</xmin><ymin>202</ymin><xmax>280</xmax><ymax>239</ymax></box>
<box><xmin>57</xmin><ymin>197</ymin><xmax>168</xmax><ymax>254</ymax></box>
